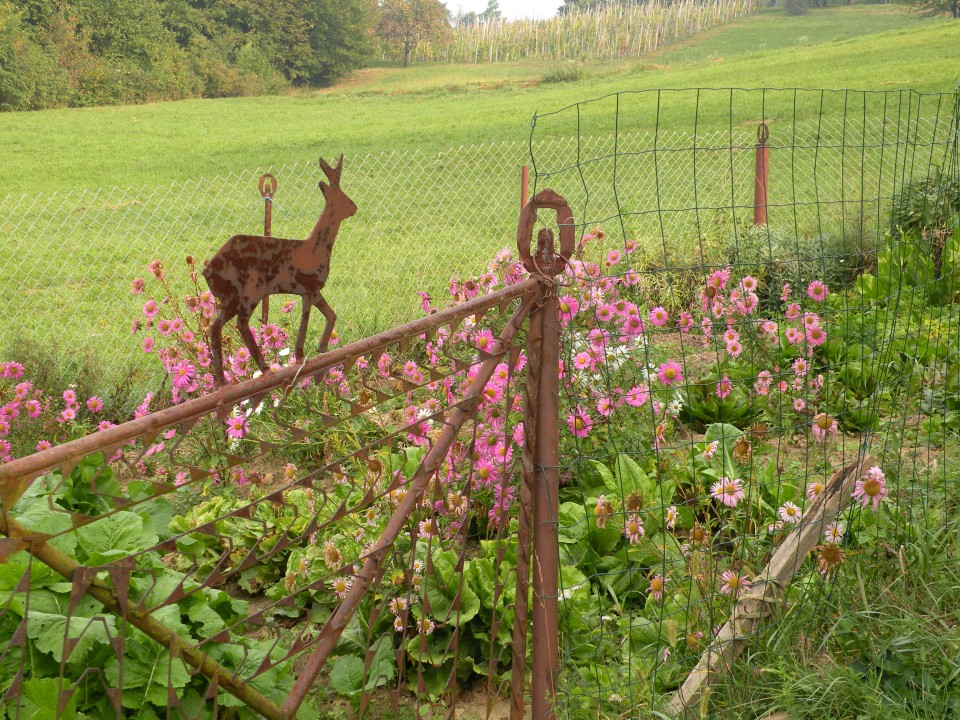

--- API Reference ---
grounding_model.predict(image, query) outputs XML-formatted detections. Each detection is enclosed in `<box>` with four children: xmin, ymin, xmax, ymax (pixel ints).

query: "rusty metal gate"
<box><xmin>0</xmin><ymin>191</ymin><xmax>572</xmax><ymax>719</ymax></box>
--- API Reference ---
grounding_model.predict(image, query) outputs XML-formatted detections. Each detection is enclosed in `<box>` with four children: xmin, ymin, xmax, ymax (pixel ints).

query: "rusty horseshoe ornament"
<box><xmin>516</xmin><ymin>188</ymin><xmax>575</xmax><ymax>276</ymax></box>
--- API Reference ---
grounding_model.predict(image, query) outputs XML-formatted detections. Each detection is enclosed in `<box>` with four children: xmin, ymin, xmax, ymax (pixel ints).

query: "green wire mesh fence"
<box><xmin>525</xmin><ymin>88</ymin><xmax>959</xmax><ymax>716</ymax></box>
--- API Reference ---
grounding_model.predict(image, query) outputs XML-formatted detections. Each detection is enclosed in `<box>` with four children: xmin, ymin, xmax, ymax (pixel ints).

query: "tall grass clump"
<box><xmin>380</xmin><ymin>0</ymin><xmax>759</xmax><ymax>65</ymax></box>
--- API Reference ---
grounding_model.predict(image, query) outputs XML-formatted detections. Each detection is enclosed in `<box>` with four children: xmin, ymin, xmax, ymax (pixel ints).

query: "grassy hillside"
<box><xmin>0</xmin><ymin>6</ymin><xmax>956</xmax><ymax>194</ymax></box>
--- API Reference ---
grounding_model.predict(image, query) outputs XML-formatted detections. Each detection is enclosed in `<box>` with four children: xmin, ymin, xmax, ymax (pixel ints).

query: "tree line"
<box><xmin>0</xmin><ymin>0</ymin><xmax>443</xmax><ymax>111</ymax></box>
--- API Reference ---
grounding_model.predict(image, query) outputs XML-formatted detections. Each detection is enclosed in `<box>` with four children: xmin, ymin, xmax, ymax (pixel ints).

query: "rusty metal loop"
<box><xmin>259</xmin><ymin>173</ymin><xmax>278</xmax><ymax>199</ymax></box>
<box><xmin>757</xmin><ymin>122</ymin><xmax>770</xmax><ymax>145</ymax></box>
<box><xmin>517</xmin><ymin>189</ymin><xmax>575</xmax><ymax>277</ymax></box>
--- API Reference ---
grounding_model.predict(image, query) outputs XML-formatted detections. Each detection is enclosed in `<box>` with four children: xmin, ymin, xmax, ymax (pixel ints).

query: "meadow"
<box><xmin>0</xmin><ymin>7</ymin><xmax>955</xmax><ymax>193</ymax></box>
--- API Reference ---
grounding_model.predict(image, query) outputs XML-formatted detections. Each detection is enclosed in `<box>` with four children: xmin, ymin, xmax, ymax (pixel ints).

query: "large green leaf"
<box><xmin>7</xmin><ymin>678</ymin><xmax>77</xmax><ymax>720</ymax></box>
<box><xmin>26</xmin><ymin>611</ymin><xmax>116</xmax><ymax>665</ymax></box>
<box><xmin>77</xmin><ymin>511</ymin><xmax>159</xmax><ymax>565</ymax></box>
<box><xmin>329</xmin><ymin>655</ymin><xmax>365</xmax><ymax>696</ymax></box>
<box><xmin>558</xmin><ymin>502</ymin><xmax>588</xmax><ymax>544</ymax></box>
<box><xmin>103</xmin><ymin>638</ymin><xmax>191</xmax><ymax>706</ymax></box>
<box><xmin>423</xmin><ymin>571</ymin><xmax>480</xmax><ymax>626</ymax></box>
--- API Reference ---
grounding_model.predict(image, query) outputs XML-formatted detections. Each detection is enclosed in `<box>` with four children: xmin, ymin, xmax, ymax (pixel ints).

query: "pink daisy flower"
<box><xmin>710</xmin><ymin>476</ymin><xmax>745</xmax><ymax>508</ymax></box>
<box><xmin>852</xmin><ymin>466</ymin><xmax>888</xmax><ymax>510</ymax></box>
<box><xmin>811</xmin><ymin>413</ymin><xmax>838</xmax><ymax>443</ymax></box>
<box><xmin>558</xmin><ymin>296</ymin><xmax>580</xmax><ymax>323</ymax></box>
<box><xmin>725</xmin><ymin>340</ymin><xmax>743</xmax><ymax>358</ymax></box>
<box><xmin>658</xmin><ymin>361</ymin><xmax>683</xmax><ymax>386</ymax></box>
<box><xmin>716</xmin><ymin>375</ymin><xmax>732</xmax><ymax>400</ymax></box>
<box><xmin>647</xmin><ymin>574</ymin><xmax>668</xmax><ymax>602</ymax></box>
<box><xmin>807</xmin><ymin>280</ymin><xmax>828</xmax><ymax>302</ymax></box>
<box><xmin>778</xmin><ymin>501</ymin><xmax>802</xmax><ymax>524</ymax></box>
<box><xmin>648</xmin><ymin>307</ymin><xmax>669</xmax><ymax>327</ymax></box>
<box><xmin>624</xmin><ymin>514</ymin><xmax>645</xmax><ymax>545</ymax></box>
<box><xmin>86</xmin><ymin>396</ymin><xmax>104</xmax><ymax>413</ymax></box>
<box><xmin>225</xmin><ymin>415</ymin><xmax>249</xmax><ymax>439</ymax></box>
<box><xmin>567</xmin><ymin>407</ymin><xmax>592</xmax><ymax>438</ymax></box>
<box><xmin>720</xmin><ymin>570</ymin><xmax>751</xmax><ymax>598</ymax></box>
<box><xmin>823</xmin><ymin>522</ymin><xmax>844</xmax><ymax>544</ymax></box>
<box><xmin>35</xmin><ymin>440</ymin><xmax>53</xmax><ymax>452</ymax></box>
<box><xmin>623</xmin><ymin>385</ymin><xmax>650</xmax><ymax>408</ymax></box>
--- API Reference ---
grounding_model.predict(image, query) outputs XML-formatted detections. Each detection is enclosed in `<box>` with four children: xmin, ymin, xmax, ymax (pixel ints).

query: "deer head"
<box><xmin>318</xmin><ymin>154</ymin><xmax>357</xmax><ymax>220</ymax></box>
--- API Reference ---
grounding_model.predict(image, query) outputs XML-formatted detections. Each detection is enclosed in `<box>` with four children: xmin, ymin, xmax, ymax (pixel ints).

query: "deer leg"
<box><xmin>209</xmin><ymin>308</ymin><xmax>236</xmax><ymax>387</ymax></box>
<box><xmin>294</xmin><ymin>299</ymin><xmax>311</xmax><ymax>363</ymax></box>
<box><xmin>236</xmin><ymin>310</ymin><xmax>268</xmax><ymax>374</ymax></box>
<box><xmin>314</xmin><ymin>294</ymin><xmax>337</xmax><ymax>353</ymax></box>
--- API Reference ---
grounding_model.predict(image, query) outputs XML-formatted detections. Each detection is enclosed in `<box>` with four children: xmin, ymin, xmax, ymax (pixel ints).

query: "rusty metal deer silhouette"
<box><xmin>203</xmin><ymin>155</ymin><xmax>357</xmax><ymax>386</ymax></box>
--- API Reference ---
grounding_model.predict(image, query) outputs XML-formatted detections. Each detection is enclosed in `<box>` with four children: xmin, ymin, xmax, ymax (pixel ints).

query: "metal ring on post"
<box><xmin>517</xmin><ymin>189</ymin><xmax>575</xmax><ymax>276</ymax></box>
<box><xmin>757</xmin><ymin>122</ymin><xmax>770</xmax><ymax>146</ymax></box>
<box><xmin>258</xmin><ymin>173</ymin><xmax>278</xmax><ymax>199</ymax></box>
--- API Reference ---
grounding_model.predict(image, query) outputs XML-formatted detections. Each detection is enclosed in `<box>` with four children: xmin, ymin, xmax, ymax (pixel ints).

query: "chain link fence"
<box><xmin>1</xmin><ymin>97</ymin><xmax>955</xmax><ymax>390</ymax></box>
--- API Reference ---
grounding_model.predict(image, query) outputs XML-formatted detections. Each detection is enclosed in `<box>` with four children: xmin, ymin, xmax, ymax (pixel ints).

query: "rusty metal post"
<box><xmin>258</xmin><ymin>173</ymin><xmax>277</xmax><ymax>325</ymax></box>
<box><xmin>753</xmin><ymin>123</ymin><xmax>770</xmax><ymax>226</ymax></box>
<box><xmin>510</xmin><ymin>280</ymin><xmax>544</xmax><ymax>720</ymax></box>
<box><xmin>521</xmin><ymin>165</ymin><xmax>529</xmax><ymax>209</ymax></box>
<box><xmin>531</xmin><ymin>233</ymin><xmax>561</xmax><ymax>720</ymax></box>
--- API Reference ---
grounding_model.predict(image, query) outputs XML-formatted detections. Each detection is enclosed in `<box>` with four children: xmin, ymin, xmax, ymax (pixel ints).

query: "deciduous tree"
<box><xmin>375</xmin><ymin>0</ymin><xmax>451</xmax><ymax>67</ymax></box>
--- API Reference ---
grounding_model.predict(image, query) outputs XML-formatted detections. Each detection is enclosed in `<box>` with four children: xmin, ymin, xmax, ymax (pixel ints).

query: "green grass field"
<box><xmin>0</xmin><ymin>5</ymin><xmax>957</xmax><ymax>399</ymax></box>
<box><xmin>0</xmin><ymin>6</ymin><xmax>957</xmax><ymax>193</ymax></box>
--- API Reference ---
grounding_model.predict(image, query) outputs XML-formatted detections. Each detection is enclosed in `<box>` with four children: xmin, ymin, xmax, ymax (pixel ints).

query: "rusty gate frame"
<box><xmin>0</xmin><ymin>191</ymin><xmax>573</xmax><ymax>720</ymax></box>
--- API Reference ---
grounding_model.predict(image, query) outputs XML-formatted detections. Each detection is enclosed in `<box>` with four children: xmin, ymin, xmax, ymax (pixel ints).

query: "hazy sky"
<box><xmin>445</xmin><ymin>0</ymin><xmax>561</xmax><ymax>21</ymax></box>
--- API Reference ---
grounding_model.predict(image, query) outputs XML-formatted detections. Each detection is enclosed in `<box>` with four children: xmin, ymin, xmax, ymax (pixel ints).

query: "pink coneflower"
<box><xmin>157</xmin><ymin>318</ymin><xmax>172</xmax><ymax>336</ymax></box>
<box><xmin>716</xmin><ymin>375</ymin><xmax>732</xmax><ymax>400</ymax></box>
<box><xmin>778</xmin><ymin>501</ymin><xmax>802</xmax><ymax>524</ymax></box>
<box><xmin>474</xmin><ymin>329</ymin><xmax>495</xmax><ymax>352</ymax></box>
<box><xmin>171</xmin><ymin>362</ymin><xmax>196</xmax><ymax>390</ymax></box>
<box><xmin>793</xmin><ymin>398</ymin><xmax>806</xmax><ymax>412</ymax></box>
<box><xmin>647</xmin><ymin>574</ymin><xmax>668</xmax><ymax>602</ymax></box>
<box><xmin>35</xmin><ymin>440</ymin><xmax>53</xmax><ymax>452</ymax></box>
<box><xmin>417</xmin><ymin>618</ymin><xmax>436</xmax><ymax>636</ymax></box>
<box><xmin>852</xmin><ymin>466</ymin><xmax>888</xmax><ymax>510</ymax></box>
<box><xmin>720</xmin><ymin>570</ymin><xmax>752</xmax><ymax>598</ymax></box>
<box><xmin>97</xmin><ymin>420</ymin><xmax>115</xmax><ymax>432</ymax></box>
<box><xmin>225</xmin><ymin>415</ymin><xmax>248</xmax><ymax>439</ymax></box>
<box><xmin>377</xmin><ymin>353</ymin><xmax>392</xmax><ymax>377</ymax></box>
<box><xmin>723</xmin><ymin>327</ymin><xmax>740</xmax><ymax>343</ymax></box>
<box><xmin>710</xmin><ymin>476</ymin><xmax>745</xmax><ymax>508</ymax></box>
<box><xmin>806</xmin><ymin>480</ymin><xmax>826</xmax><ymax>502</ymax></box>
<box><xmin>665</xmin><ymin>505</ymin><xmax>678</xmax><ymax>529</ymax></box>
<box><xmin>703</xmin><ymin>440</ymin><xmax>719</xmax><ymax>461</ymax></box>
<box><xmin>785</xmin><ymin>327</ymin><xmax>803</xmax><ymax>346</ymax></box>
<box><xmin>595</xmin><ymin>304</ymin><xmax>615</xmax><ymax>323</ymax></box>
<box><xmin>725</xmin><ymin>340</ymin><xmax>743</xmax><ymax>358</ymax></box>
<box><xmin>131</xmin><ymin>278</ymin><xmax>144</xmax><ymax>295</ymax></box>
<box><xmin>658</xmin><ymin>361</ymin><xmax>683</xmax><ymax>386</ymax></box>
<box><xmin>25</xmin><ymin>399</ymin><xmax>42</xmax><ymax>419</ymax></box>
<box><xmin>811</xmin><ymin>413</ymin><xmax>838</xmax><ymax>443</ymax></box>
<box><xmin>566</xmin><ymin>407</ymin><xmax>592</xmax><ymax>438</ymax></box>
<box><xmin>86</xmin><ymin>396</ymin><xmax>104</xmax><ymax>413</ymax></box>
<box><xmin>59</xmin><ymin>408</ymin><xmax>76</xmax><ymax>422</ymax></box>
<box><xmin>332</xmin><ymin>576</ymin><xmax>352</xmax><ymax>600</ymax></box>
<box><xmin>806</xmin><ymin>326</ymin><xmax>827</xmax><ymax>347</ymax></box>
<box><xmin>649</xmin><ymin>307</ymin><xmax>669</xmax><ymax>327</ymax></box>
<box><xmin>606</xmin><ymin>249</ymin><xmax>621</xmax><ymax>266</ymax></box>
<box><xmin>624</xmin><ymin>385</ymin><xmax>650</xmax><ymax>408</ymax></box>
<box><xmin>558</xmin><ymin>296</ymin><xmax>580</xmax><ymax>323</ymax></box>
<box><xmin>677</xmin><ymin>311</ymin><xmax>694</xmax><ymax>333</ymax></box>
<box><xmin>807</xmin><ymin>280</ymin><xmax>828</xmax><ymax>302</ymax></box>
<box><xmin>142</xmin><ymin>336</ymin><xmax>154</xmax><ymax>353</ymax></box>
<box><xmin>802</xmin><ymin>312</ymin><xmax>821</xmax><ymax>330</ymax></box>
<box><xmin>823</xmin><ymin>522</ymin><xmax>844</xmax><ymax>544</ymax></box>
<box><xmin>142</xmin><ymin>299</ymin><xmax>159</xmax><ymax>319</ymax></box>
<box><xmin>572</xmin><ymin>352</ymin><xmax>594</xmax><ymax>372</ymax></box>
<box><xmin>596</xmin><ymin>396</ymin><xmax>615</xmax><ymax>417</ymax></box>
<box><xmin>63</xmin><ymin>389</ymin><xmax>77</xmax><ymax>404</ymax></box>
<box><xmin>624</xmin><ymin>514</ymin><xmax>645</xmax><ymax>545</ymax></box>
<box><xmin>792</xmin><ymin>358</ymin><xmax>809</xmax><ymax>376</ymax></box>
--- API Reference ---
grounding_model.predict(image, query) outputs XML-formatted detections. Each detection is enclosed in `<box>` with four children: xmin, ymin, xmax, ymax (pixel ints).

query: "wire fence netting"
<box><xmin>525</xmin><ymin>88</ymin><xmax>960</xmax><ymax>715</ymax></box>
<box><xmin>0</xmin><ymin>86</ymin><xmax>958</xmax><ymax>719</ymax></box>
